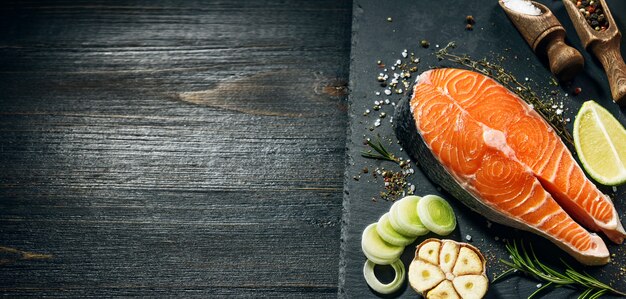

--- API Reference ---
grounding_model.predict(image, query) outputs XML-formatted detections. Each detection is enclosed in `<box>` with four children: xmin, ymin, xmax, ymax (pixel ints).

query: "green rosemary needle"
<box><xmin>492</xmin><ymin>241</ymin><xmax>625</xmax><ymax>299</ymax></box>
<box><xmin>361</xmin><ymin>137</ymin><xmax>400</xmax><ymax>163</ymax></box>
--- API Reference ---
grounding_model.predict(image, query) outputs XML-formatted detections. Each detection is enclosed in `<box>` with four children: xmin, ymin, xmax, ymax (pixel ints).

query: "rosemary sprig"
<box><xmin>361</xmin><ymin>137</ymin><xmax>400</xmax><ymax>163</ymax></box>
<box><xmin>435</xmin><ymin>42</ymin><xmax>574</xmax><ymax>146</ymax></box>
<box><xmin>492</xmin><ymin>241</ymin><xmax>625</xmax><ymax>299</ymax></box>
<box><xmin>360</xmin><ymin>136</ymin><xmax>415</xmax><ymax>201</ymax></box>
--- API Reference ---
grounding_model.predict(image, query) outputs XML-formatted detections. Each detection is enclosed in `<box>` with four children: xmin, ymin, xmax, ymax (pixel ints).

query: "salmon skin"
<box><xmin>394</xmin><ymin>68</ymin><xmax>625</xmax><ymax>265</ymax></box>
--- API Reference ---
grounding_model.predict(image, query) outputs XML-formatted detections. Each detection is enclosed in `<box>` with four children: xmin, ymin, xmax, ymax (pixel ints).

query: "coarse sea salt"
<box><xmin>503</xmin><ymin>0</ymin><xmax>542</xmax><ymax>16</ymax></box>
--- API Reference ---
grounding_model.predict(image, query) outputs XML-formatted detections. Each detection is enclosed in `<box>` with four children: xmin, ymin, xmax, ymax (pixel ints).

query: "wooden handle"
<box><xmin>591</xmin><ymin>38</ymin><xmax>626</xmax><ymax>106</ymax></box>
<box><xmin>545</xmin><ymin>38</ymin><xmax>584</xmax><ymax>82</ymax></box>
<box><xmin>499</xmin><ymin>1</ymin><xmax>584</xmax><ymax>81</ymax></box>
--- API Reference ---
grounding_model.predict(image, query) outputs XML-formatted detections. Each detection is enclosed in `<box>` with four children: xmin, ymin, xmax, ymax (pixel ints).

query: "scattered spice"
<box><xmin>420</xmin><ymin>39</ymin><xmax>430</xmax><ymax>48</ymax></box>
<box><xmin>435</xmin><ymin>42</ymin><xmax>574</xmax><ymax>146</ymax></box>
<box><xmin>465</xmin><ymin>24</ymin><xmax>474</xmax><ymax>31</ymax></box>
<box><xmin>574</xmin><ymin>87</ymin><xmax>582</xmax><ymax>95</ymax></box>
<box><xmin>364</xmin><ymin>49</ymin><xmax>422</xmax><ymax>124</ymax></box>
<box><xmin>361</xmin><ymin>137</ymin><xmax>416</xmax><ymax>201</ymax></box>
<box><xmin>549</xmin><ymin>77</ymin><xmax>559</xmax><ymax>86</ymax></box>
<box><xmin>466</xmin><ymin>15</ymin><xmax>475</xmax><ymax>25</ymax></box>
<box><xmin>386</xmin><ymin>17</ymin><xmax>393</xmax><ymax>22</ymax></box>
<box><xmin>572</xmin><ymin>0</ymin><xmax>608</xmax><ymax>31</ymax></box>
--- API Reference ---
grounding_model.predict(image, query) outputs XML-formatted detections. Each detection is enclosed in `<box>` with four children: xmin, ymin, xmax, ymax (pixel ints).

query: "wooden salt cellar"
<box><xmin>563</xmin><ymin>0</ymin><xmax>626</xmax><ymax>106</ymax></box>
<box><xmin>499</xmin><ymin>1</ymin><xmax>584</xmax><ymax>82</ymax></box>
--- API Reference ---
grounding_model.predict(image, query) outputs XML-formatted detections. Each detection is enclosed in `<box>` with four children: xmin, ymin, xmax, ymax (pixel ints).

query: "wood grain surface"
<box><xmin>0</xmin><ymin>0</ymin><xmax>351</xmax><ymax>297</ymax></box>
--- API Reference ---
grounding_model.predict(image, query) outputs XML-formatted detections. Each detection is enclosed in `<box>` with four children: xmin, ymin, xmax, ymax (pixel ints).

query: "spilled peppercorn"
<box><xmin>465</xmin><ymin>15</ymin><xmax>475</xmax><ymax>30</ymax></box>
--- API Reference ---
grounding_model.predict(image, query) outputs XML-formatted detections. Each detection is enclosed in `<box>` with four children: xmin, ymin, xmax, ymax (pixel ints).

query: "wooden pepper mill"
<box><xmin>563</xmin><ymin>0</ymin><xmax>626</xmax><ymax>106</ymax></box>
<box><xmin>499</xmin><ymin>0</ymin><xmax>584</xmax><ymax>81</ymax></box>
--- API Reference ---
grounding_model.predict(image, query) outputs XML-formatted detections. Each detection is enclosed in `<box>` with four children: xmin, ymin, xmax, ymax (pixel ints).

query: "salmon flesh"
<box><xmin>394</xmin><ymin>68</ymin><xmax>625</xmax><ymax>265</ymax></box>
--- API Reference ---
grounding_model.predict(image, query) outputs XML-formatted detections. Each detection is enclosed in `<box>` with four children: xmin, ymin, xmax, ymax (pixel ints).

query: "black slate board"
<box><xmin>340</xmin><ymin>0</ymin><xmax>626</xmax><ymax>298</ymax></box>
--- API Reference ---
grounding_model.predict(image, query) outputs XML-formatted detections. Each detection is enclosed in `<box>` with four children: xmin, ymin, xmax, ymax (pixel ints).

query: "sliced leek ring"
<box><xmin>376</xmin><ymin>213</ymin><xmax>417</xmax><ymax>246</ymax></box>
<box><xmin>417</xmin><ymin>195</ymin><xmax>457</xmax><ymax>236</ymax></box>
<box><xmin>361</xmin><ymin>223</ymin><xmax>404</xmax><ymax>265</ymax></box>
<box><xmin>363</xmin><ymin>259</ymin><xmax>406</xmax><ymax>294</ymax></box>
<box><xmin>389</xmin><ymin>196</ymin><xmax>430</xmax><ymax>237</ymax></box>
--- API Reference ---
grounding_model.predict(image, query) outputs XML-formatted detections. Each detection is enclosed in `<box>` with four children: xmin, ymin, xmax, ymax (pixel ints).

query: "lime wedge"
<box><xmin>573</xmin><ymin>100</ymin><xmax>626</xmax><ymax>186</ymax></box>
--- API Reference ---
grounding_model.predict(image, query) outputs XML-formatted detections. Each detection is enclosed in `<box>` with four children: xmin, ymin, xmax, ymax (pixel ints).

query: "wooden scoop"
<box><xmin>563</xmin><ymin>0</ymin><xmax>626</xmax><ymax>106</ymax></box>
<box><xmin>499</xmin><ymin>0</ymin><xmax>584</xmax><ymax>81</ymax></box>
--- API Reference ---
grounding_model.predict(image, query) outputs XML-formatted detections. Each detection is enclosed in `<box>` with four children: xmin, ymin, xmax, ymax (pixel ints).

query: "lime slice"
<box><xmin>573</xmin><ymin>100</ymin><xmax>626</xmax><ymax>186</ymax></box>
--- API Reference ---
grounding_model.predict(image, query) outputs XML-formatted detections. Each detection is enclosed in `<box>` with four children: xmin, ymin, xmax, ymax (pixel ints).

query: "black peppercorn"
<box><xmin>574</xmin><ymin>0</ymin><xmax>608</xmax><ymax>31</ymax></box>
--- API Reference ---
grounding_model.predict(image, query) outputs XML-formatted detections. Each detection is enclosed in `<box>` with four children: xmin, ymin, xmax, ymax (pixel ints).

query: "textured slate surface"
<box><xmin>340</xmin><ymin>0</ymin><xmax>626</xmax><ymax>298</ymax></box>
<box><xmin>0</xmin><ymin>0</ymin><xmax>351</xmax><ymax>297</ymax></box>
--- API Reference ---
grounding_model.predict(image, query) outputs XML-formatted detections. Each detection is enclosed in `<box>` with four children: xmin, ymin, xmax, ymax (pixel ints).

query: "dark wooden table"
<box><xmin>0</xmin><ymin>1</ymin><xmax>352</xmax><ymax>297</ymax></box>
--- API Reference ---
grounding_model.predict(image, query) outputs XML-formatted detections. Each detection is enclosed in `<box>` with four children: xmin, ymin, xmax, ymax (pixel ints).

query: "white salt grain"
<box><xmin>502</xmin><ymin>0</ymin><xmax>542</xmax><ymax>15</ymax></box>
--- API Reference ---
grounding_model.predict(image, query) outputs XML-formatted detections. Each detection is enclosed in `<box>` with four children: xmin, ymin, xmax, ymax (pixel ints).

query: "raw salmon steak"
<box><xmin>394</xmin><ymin>68</ymin><xmax>625</xmax><ymax>265</ymax></box>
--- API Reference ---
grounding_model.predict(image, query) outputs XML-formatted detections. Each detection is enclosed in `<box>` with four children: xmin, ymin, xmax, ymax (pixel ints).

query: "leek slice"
<box><xmin>361</xmin><ymin>223</ymin><xmax>403</xmax><ymax>265</ymax></box>
<box><xmin>417</xmin><ymin>195</ymin><xmax>457</xmax><ymax>236</ymax></box>
<box><xmin>389</xmin><ymin>196</ymin><xmax>430</xmax><ymax>237</ymax></box>
<box><xmin>363</xmin><ymin>259</ymin><xmax>406</xmax><ymax>294</ymax></box>
<box><xmin>376</xmin><ymin>213</ymin><xmax>417</xmax><ymax>246</ymax></box>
